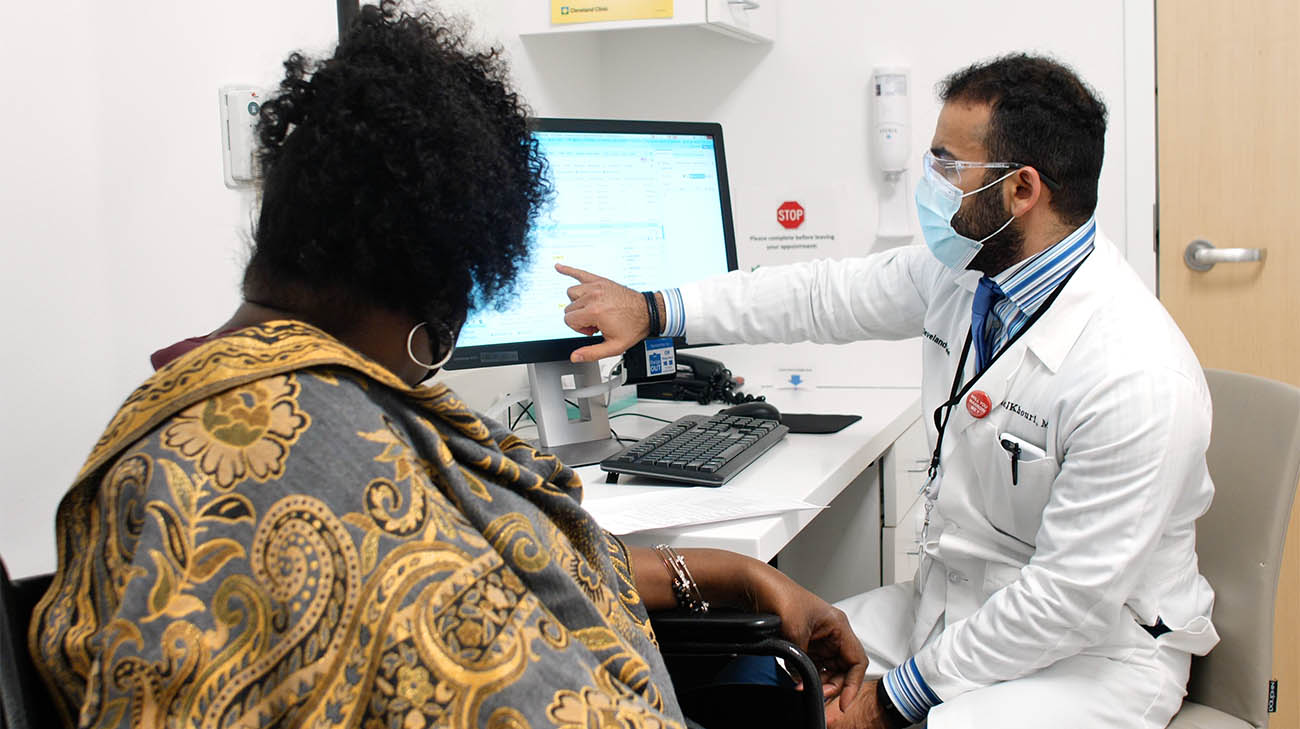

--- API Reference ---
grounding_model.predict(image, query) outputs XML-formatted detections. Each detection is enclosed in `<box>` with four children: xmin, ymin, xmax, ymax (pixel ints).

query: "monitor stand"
<box><xmin>527</xmin><ymin>360</ymin><xmax>625</xmax><ymax>467</ymax></box>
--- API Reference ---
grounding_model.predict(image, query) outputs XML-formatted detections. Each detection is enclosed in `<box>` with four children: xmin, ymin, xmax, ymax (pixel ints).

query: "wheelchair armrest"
<box><xmin>650</xmin><ymin>609</ymin><xmax>826</xmax><ymax>729</ymax></box>
<box><xmin>649</xmin><ymin>609</ymin><xmax>783</xmax><ymax>645</ymax></box>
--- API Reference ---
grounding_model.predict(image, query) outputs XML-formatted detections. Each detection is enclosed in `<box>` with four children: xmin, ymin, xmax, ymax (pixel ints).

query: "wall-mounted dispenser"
<box><xmin>871</xmin><ymin>66</ymin><xmax>912</xmax><ymax>241</ymax></box>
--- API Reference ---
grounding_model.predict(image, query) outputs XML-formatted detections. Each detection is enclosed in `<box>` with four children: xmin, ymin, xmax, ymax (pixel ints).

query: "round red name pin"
<box><xmin>966</xmin><ymin>390</ymin><xmax>992</xmax><ymax>419</ymax></box>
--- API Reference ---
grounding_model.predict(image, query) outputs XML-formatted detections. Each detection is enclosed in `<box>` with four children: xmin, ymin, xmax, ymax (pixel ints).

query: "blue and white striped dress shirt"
<box><xmin>982</xmin><ymin>216</ymin><xmax>1097</xmax><ymax>358</ymax></box>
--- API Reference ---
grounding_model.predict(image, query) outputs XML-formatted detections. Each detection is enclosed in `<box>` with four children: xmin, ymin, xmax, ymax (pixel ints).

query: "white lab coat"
<box><xmin>677</xmin><ymin>232</ymin><xmax>1219</xmax><ymax>721</ymax></box>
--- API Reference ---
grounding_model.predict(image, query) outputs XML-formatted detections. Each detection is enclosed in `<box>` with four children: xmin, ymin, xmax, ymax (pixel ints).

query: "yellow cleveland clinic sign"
<box><xmin>551</xmin><ymin>1</ymin><xmax>674</xmax><ymax>24</ymax></box>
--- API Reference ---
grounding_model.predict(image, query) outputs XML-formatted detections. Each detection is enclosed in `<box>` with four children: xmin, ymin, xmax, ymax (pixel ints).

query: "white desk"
<box><xmin>579</xmin><ymin>339</ymin><xmax>922</xmax><ymax>564</ymax></box>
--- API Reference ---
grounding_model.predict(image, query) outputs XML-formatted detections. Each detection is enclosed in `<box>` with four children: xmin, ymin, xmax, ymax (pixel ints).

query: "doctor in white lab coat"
<box><xmin>558</xmin><ymin>53</ymin><xmax>1218</xmax><ymax>729</ymax></box>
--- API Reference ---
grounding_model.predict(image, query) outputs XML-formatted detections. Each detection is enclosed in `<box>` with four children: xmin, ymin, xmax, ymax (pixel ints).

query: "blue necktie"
<box><xmin>970</xmin><ymin>277</ymin><xmax>1006</xmax><ymax>372</ymax></box>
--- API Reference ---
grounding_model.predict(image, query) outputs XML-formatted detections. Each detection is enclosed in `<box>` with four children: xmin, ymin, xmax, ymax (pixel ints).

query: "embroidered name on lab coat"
<box><xmin>1001</xmin><ymin>400</ymin><xmax>1048</xmax><ymax>428</ymax></box>
<box><xmin>922</xmin><ymin>328</ymin><xmax>950</xmax><ymax>355</ymax></box>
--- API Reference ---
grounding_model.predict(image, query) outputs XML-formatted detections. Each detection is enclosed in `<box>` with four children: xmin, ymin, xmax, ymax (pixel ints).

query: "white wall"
<box><xmin>0</xmin><ymin>1</ymin><xmax>1153</xmax><ymax>577</ymax></box>
<box><xmin>1</xmin><ymin>2</ymin><xmax>334</xmax><ymax>577</ymax></box>
<box><xmin>585</xmin><ymin>1</ymin><xmax>1143</xmax><ymax>272</ymax></box>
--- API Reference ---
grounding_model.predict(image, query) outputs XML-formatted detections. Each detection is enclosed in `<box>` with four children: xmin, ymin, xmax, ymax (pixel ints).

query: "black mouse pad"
<box><xmin>778</xmin><ymin>413</ymin><xmax>861</xmax><ymax>434</ymax></box>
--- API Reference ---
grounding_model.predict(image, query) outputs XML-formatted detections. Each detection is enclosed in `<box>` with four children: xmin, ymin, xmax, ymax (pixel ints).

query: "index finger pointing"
<box><xmin>555</xmin><ymin>263</ymin><xmax>603</xmax><ymax>284</ymax></box>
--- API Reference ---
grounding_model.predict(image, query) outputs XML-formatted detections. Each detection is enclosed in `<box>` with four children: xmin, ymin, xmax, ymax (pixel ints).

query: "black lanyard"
<box><xmin>926</xmin><ymin>259</ymin><xmax>1088</xmax><ymax>480</ymax></box>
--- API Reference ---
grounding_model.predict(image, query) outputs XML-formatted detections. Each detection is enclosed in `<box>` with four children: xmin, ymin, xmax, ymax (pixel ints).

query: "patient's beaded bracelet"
<box><xmin>653</xmin><ymin>544</ymin><xmax>709</xmax><ymax>614</ymax></box>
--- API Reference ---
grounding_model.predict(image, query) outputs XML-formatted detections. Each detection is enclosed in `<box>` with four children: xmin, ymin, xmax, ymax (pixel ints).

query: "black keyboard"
<box><xmin>600</xmin><ymin>413</ymin><xmax>790</xmax><ymax>486</ymax></box>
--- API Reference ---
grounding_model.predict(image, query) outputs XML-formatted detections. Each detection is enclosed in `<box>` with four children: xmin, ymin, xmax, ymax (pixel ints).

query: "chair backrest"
<box><xmin>1188</xmin><ymin>369</ymin><xmax>1300</xmax><ymax>728</ymax></box>
<box><xmin>0</xmin><ymin>559</ymin><xmax>56</xmax><ymax>729</ymax></box>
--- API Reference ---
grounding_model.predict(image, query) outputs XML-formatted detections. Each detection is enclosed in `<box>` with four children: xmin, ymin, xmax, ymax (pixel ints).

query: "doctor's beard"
<box><xmin>955</xmin><ymin>182</ymin><xmax>1025</xmax><ymax>277</ymax></box>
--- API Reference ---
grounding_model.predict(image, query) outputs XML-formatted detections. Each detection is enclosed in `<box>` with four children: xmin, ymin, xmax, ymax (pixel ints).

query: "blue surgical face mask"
<box><xmin>915</xmin><ymin>156</ymin><xmax>1019</xmax><ymax>271</ymax></box>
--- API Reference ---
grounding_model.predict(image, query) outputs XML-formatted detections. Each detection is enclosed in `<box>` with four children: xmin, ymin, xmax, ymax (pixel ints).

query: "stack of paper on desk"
<box><xmin>582</xmin><ymin>489</ymin><xmax>822</xmax><ymax>535</ymax></box>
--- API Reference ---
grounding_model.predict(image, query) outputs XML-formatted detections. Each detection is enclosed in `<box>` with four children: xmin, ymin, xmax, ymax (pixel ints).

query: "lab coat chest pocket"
<box><xmin>976</xmin><ymin>427</ymin><xmax>1059</xmax><ymax>546</ymax></box>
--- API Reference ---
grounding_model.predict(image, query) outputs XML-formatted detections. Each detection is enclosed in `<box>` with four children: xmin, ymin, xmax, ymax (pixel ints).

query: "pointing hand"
<box><xmin>556</xmin><ymin>263</ymin><xmax>654</xmax><ymax>362</ymax></box>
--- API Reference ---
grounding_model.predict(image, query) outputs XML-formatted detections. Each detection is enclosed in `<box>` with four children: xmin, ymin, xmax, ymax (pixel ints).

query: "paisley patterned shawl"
<box><xmin>29</xmin><ymin>321</ymin><xmax>685</xmax><ymax>729</ymax></box>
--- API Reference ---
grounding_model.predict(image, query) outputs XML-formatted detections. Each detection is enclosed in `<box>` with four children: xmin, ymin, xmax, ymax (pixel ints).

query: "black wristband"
<box><xmin>876</xmin><ymin>679</ymin><xmax>912</xmax><ymax>729</ymax></box>
<box><xmin>641</xmin><ymin>290</ymin><xmax>661</xmax><ymax>338</ymax></box>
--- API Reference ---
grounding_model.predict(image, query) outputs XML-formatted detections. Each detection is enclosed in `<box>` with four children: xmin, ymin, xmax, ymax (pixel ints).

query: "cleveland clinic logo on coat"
<box><xmin>922</xmin><ymin>328</ymin><xmax>950</xmax><ymax>355</ymax></box>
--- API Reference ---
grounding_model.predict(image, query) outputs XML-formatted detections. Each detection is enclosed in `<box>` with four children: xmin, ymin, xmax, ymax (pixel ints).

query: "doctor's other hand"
<box><xmin>824</xmin><ymin>679</ymin><xmax>888</xmax><ymax>729</ymax></box>
<box><xmin>556</xmin><ymin>263</ymin><xmax>657</xmax><ymax>362</ymax></box>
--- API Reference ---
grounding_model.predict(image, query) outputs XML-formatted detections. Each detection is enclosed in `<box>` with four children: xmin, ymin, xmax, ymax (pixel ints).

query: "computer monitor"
<box><xmin>445</xmin><ymin>118</ymin><xmax>739</xmax><ymax>464</ymax></box>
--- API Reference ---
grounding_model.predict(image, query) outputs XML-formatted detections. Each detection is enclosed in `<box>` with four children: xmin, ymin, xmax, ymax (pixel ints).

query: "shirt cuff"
<box><xmin>882</xmin><ymin>657</ymin><xmax>942</xmax><ymax>724</ymax></box>
<box><xmin>658</xmin><ymin>288</ymin><xmax>686</xmax><ymax>338</ymax></box>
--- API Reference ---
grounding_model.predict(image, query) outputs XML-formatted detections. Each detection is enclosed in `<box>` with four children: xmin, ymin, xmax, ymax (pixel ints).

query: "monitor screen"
<box><xmin>445</xmin><ymin>118</ymin><xmax>739</xmax><ymax>370</ymax></box>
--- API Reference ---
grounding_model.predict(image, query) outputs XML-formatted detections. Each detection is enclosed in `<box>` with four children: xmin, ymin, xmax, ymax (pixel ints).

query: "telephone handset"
<box><xmin>673</xmin><ymin>353</ymin><xmax>727</xmax><ymax>382</ymax></box>
<box><xmin>636</xmin><ymin>353</ymin><xmax>764</xmax><ymax>405</ymax></box>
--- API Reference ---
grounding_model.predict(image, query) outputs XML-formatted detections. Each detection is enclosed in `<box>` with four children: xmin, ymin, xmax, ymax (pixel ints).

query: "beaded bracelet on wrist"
<box><xmin>652</xmin><ymin>543</ymin><xmax>708</xmax><ymax>614</ymax></box>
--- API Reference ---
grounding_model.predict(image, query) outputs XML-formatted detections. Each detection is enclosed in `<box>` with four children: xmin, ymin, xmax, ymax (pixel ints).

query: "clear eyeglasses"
<box><xmin>922</xmin><ymin>150</ymin><xmax>1060</xmax><ymax>190</ymax></box>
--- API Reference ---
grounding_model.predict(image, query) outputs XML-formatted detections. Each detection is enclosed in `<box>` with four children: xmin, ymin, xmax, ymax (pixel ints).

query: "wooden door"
<box><xmin>1157</xmin><ymin>1</ymin><xmax>1300</xmax><ymax>725</ymax></box>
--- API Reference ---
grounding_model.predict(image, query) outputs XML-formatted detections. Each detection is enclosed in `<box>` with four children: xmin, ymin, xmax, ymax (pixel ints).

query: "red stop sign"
<box><xmin>776</xmin><ymin>201</ymin><xmax>805</xmax><ymax>229</ymax></box>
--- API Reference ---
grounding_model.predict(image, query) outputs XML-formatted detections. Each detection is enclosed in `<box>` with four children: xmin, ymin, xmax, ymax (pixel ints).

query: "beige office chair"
<box><xmin>1167</xmin><ymin>369</ymin><xmax>1300</xmax><ymax>729</ymax></box>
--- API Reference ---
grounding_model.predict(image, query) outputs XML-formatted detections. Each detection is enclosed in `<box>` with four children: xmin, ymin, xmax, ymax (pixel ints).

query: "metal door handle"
<box><xmin>728</xmin><ymin>0</ymin><xmax>760</xmax><ymax>9</ymax></box>
<box><xmin>1184</xmin><ymin>238</ymin><xmax>1266</xmax><ymax>272</ymax></box>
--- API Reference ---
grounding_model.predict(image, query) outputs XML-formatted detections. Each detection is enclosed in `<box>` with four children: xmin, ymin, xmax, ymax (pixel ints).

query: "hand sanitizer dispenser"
<box><xmin>872</xmin><ymin>66</ymin><xmax>912</xmax><ymax>241</ymax></box>
<box><xmin>873</xmin><ymin>67</ymin><xmax>910</xmax><ymax>177</ymax></box>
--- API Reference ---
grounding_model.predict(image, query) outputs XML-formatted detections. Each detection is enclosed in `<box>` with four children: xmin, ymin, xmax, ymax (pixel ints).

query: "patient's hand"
<box><xmin>824</xmin><ymin>679</ymin><xmax>888</xmax><ymax>729</ymax></box>
<box><xmin>556</xmin><ymin>263</ymin><xmax>651</xmax><ymax>362</ymax></box>
<box><xmin>746</xmin><ymin>564</ymin><xmax>868</xmax><ymax>713</ymax></box>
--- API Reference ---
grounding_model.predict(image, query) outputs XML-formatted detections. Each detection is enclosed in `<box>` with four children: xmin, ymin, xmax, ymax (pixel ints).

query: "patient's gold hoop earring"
<box><xmin>406</xmin><ymin>321</ymin><xmax>456</xmax><ymax>370</ymax></box>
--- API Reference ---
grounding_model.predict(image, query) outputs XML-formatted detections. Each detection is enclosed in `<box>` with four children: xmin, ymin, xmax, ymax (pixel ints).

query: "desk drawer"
<box><xmin>882</xmin><ymin>416</ymin><xmax>928</xmax><ymax>527</ymax></box>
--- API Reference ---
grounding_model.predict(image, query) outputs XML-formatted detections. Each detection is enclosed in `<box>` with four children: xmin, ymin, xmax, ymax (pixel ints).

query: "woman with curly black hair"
<box><xmin>29</xmin><ymin>4</ymin><xmax>865</xmax><ymax>728</ymax></box>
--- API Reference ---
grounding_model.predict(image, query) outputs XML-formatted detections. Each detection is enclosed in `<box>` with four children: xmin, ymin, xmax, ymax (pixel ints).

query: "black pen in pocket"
<box><xmin>1000</xmin><ymin>437</ymin><xmax>1021</xmax><ymax>485</ymax></box>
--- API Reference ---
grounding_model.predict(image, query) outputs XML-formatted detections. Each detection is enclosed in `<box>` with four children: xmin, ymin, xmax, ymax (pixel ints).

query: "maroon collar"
<box><xmin>149</xmin><ymin>328</ymin><xmax>239</xmax><ymax>370</ymax></box>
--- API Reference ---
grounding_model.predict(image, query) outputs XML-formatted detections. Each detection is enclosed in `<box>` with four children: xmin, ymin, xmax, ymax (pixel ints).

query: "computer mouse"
<box><xmin>718</xmin><ymin>400</ymin><xmax>781</xmax><ymax>421</ymax></box>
